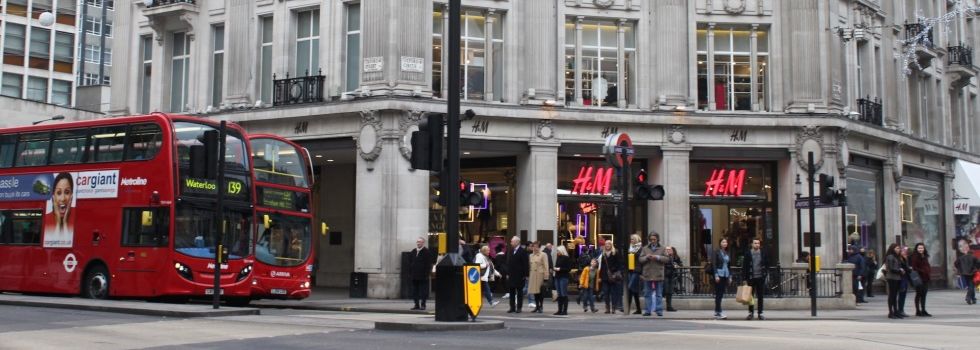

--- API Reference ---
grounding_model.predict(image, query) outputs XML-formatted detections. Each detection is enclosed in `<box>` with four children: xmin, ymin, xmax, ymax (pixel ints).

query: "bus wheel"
<box><xmin>225</xmin><ymin>297</ymin><xmax>252</xmax><ymax>307</ymax></box>
<box><xmin>83</xmin><ymin>265</ymin><xmax>110</xmax><ymax>299</ymax></box>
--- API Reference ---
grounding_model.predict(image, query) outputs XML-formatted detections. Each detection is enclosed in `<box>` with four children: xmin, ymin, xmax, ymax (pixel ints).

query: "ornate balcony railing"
<box><xmin>856</xmin><ymin>96</ymin><xmax>883</xmax><ymax>126</ymax></box>
<box><xmin>904</xmin><ymin>22</ymin><xmax>934</xmax><ymax>48</ymax></box>
<box><xmin>273</xmin><ymin>71</ymin><xmax>325</xmax><ymax>106</ymax></box>
<box><xmin>146</xmin><ymin>0</ymin><xmax>195</xmax><ymax>6</ymax></box>
<box><xmin>948</xmin><ymin>44</ymin><xmax>974</xmax><ymax>66</ymax></box>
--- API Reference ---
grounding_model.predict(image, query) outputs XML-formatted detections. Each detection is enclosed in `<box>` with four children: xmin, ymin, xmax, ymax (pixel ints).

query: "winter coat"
<box><xmin>741</xmin><ymin>249</ymin><xmax>770</xmax><ymax>281</ymax></box>
<box><xmin>955</xmin><ymin>253</ymin><xmax>978</xmax><ymax>276</ymax></box>
<box><xmin>638</xmin><ymin>244</ymin><xmax>666</xmax><ymax>282</ymax></box>
<box><xmin>554</xmin><ymin>255</ymin><xmax>572</xmax><ymax>280</ymax></box>
<box><xmin>663</xmin><ymin>255</ymin><xmax>682</xmax><ymax>294</ymax></box>
<box><xmin>408</xmin><ymin>247</ymin><xmax>432</xmax><ymax>281</ymax></box>
<box><xmin>884</xmin><ymin>254</ymin><xmax>903</xmax><ymax>281</ymax></box>
<box><xmin>909</xmin><ymin>253</ymin><xmax>931</xmax><ymax>283</ymax></box>
<box><xmin>505</xmin><ymin>246</ymin><xmax>529</xmax><ymax>289</ymax></box>
<box><xmin>579</xmin><ymin>266</ymin><xmax>600</xmax><ymax>292</ymax></box>
<box><xmin>598</xmin><ymin>251</ymin><xmax>622</xmax><ymax>284</ymax></box>
<box><xmin>846</xmin><ymin>253</ymin><xmax>866</xmax><ymax>278</ymax></box>
<box><xmin>528</xmin><ymin>252</ymin><xmax>550</xmax><ymax>294</ymax></box>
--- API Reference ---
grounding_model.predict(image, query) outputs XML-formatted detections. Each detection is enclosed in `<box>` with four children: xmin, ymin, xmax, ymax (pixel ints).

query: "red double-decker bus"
<box><xmin>248</xmin><ymin>135</ymin><xmax>316</xmax><ymax>300</ymax></box>
<box><xmin>0</xmin><ymin>113</ymin><xmax>255</xmax><ymax>302</ymax></box>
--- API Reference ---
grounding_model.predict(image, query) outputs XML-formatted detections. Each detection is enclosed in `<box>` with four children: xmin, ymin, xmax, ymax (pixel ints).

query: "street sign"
<box><xmin>462</xmin><ymin>264</ymin><xmax>482</xmax><ymax>319</ymax></box>
<box><xmin>794</xmin><ymin>197</ymin><xmax>840</xmax><ymax>209</ymax></box>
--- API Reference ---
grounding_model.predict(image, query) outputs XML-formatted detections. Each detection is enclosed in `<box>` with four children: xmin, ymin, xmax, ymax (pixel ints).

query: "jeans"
<box><xmin>581</xmin><ymin>288</ymin><xmax>596</xmax><ymax>310</ymax></box>
<box><xmin>965</xmin><ymin>275</ymin><xmax>977</xmax><ymax>302</ymax></box>
<box><xmin>604</xmin><ymin>281</ymin><xmax>623</xmax><ymax>311</ymax></box>
<box><xmin>482</xmin><ymin>280</ymin><xmax>494</xmax><ymax>303</ymax></box>
<box><xmin>748</xmin><ymin>277</ymin><xmax>765</xmax><ymax>315</ymax></box>
<box><xmin>643</xmin><ymin>280</ymin><xmax>664</xmax><ymax>315</ymax></box>
<box><xmin>714</xmin><ymin>276</ymin><xmax>729</xmax><ymax>314</ymax></box>
<box><xmin>555</xmin><ymin>277</ymin><xmax>569</xmax><ymax>297</ymax></box>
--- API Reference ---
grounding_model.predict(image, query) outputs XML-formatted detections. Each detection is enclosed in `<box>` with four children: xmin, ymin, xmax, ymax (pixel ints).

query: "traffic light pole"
<box><xmin>807</xmin><ymin>152</ymin><xmax>817</xmax><ymax>317</ymax></box>
<box><xmin>212</xmin><ymin>121</ymin><xmax>227</xmax><ymax>309</ymax></box>
<box><xmin>617</xmin><ymin>148</ymin><xmax>630</xmax><ymax>277</ymax></box>
<box><xmin>434</xmin><ymin>0</ymin><xmax>467</xmax><ymax>322</ymax></box>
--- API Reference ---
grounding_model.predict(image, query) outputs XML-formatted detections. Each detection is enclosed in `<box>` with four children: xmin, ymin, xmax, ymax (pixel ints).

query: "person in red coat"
<box><xmin>909</xmin><ymin>243</ymin><xmax>932</xmax><ymax>317</ymax></box>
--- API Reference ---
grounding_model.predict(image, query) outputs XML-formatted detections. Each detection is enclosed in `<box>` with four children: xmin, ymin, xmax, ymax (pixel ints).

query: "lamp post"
<box><xmin>32</xmin><ymin>115</ymin><xmax>65</xmax><ymax>125</ymax></box>
<box><xmin>839</xmin><ymin>177</ymin><xmax>848</xmax><ymax>261</ymax></box>
<box><xmin>807</xmin><ymin>152</ymin><xmax>817</xmax><ymax>317</ymax></box>
<box><xmin>795</xmin><ymin>174</ymin><xmax>802</xmax><ymax>261</ymax></box>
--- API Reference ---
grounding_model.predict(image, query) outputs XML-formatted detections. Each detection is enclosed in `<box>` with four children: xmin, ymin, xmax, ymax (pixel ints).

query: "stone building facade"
<box><xmin>108</xmin><ymin>0</ymin><xmax>980</xmax><ymax>298</ymax></box>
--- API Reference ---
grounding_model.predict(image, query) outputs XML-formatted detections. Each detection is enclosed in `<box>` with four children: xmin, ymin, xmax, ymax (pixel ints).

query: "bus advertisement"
<box><xmin>249</xmin><ymin>135</ymin><xmax>316</xmax><ymax>300</ymax></box>
<box><xmin>0</xmin><ymin>113</ymin><xmax>255</xmax><ymax>303</ymax></box>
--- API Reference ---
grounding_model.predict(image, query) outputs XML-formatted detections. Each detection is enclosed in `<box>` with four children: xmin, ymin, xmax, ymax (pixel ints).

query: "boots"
<box><xmin>534</xmin><ymin>294</ymin><xmax>543</xmax><ymax>313</ymax></box>
<box><xmin>554</xmin><ymin>297</ymin><xmax>568</xmax><ymax>315</ymax></box>
<box><xmin>631</xmin><ymin>294</ymin><xmax>642</xmax><ymax>314</ymax></box>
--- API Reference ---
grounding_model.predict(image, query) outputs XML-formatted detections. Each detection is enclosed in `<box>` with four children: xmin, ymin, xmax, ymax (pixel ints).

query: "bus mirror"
<box><xmin>263</xmin><ymin>214</ymin><xmax>271</xmax><ymax>229</ymax></box>
<box><xmin>141</xmin><ymin>211</ymin><xmax>153</xmax><ymax>227</ymax></box>
<box><xmin>321</xmin><ymin>222</ymin><xmax>329</xmax><ymax>236</ymax></box>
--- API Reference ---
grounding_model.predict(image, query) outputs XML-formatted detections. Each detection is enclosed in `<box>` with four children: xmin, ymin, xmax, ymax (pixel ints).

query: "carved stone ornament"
<box><xmin>891</xmin><ymin>142</ymin><xmax>904</xmax><ymax>183</ymax></box>
<box><xmin>795</xmin><ymin>126</ymin><xmax>825</xmax><ymax>172</ymax></box>
<box><xmin>724</xmin><ymin>0</ymin><xmax>746</xmax><ymax>14</ymax></box>
<box><xmin>836</xmin><ymin>128</ymin><xmax>850</xmax><ymax>173</ymax></box>
<box><xmin>398</xmin><ymin>110</ymin><xmax>424</xmax><ymax>161</ymax></box>
<box><xmin>667</xmin><ymin>125</ymin><xmax>686</xmax><ymax>145</ymax></box>
<box><xmin>536</xmin><ymin>120</ymin><xmax>555</xmax><ymax>140</ymax></box>
<box><xmin>356</xmin><ymin>110</ymin><xmax>383</xmax><ymax>162</ymax></box>
<box><xmin>593</xmin><ymin>0</ymin><xmax>615</xmax><ymax>8</ymax></box>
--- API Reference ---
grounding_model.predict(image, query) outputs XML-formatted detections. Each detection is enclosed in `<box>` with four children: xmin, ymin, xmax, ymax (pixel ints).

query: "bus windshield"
<box><xmin>255</xmin><ymin>213</ymin><xmax>312</xmax><ymax>267</ymax></box>
<box><xmin>174</xmin><ymin>122</ymin><xmax>249</xmax><ymax>173</ymax></box>
<box><xmin>250</xmin><ymin>138</ymin><xmax>309</xmax><ymax>188</ymax></box>
<box><xmin>174</xmin><ymin>204</ymin><xmax>253</xmax><ymax>259</ymax></box>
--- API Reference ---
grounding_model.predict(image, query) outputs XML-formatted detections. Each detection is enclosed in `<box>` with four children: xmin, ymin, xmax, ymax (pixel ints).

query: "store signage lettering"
<box><xmin>294</xmin><ymin>121</ymin><xmax>309</xmax><ymax>134</ymax></box>
<box><xmin>572</xmin><ymin>166</ymin><xmax>613</xmax><ymax>195</ymax></box>
<box><xmin>730</xmin><ymin>129</ymin><xmax>748</xmax><ymax>142</ymax></box>
<box><xmin>579</xmin><ymin>202</ymin><xmax>597</xmax><ymax>214</ymax></box>
<box><xmin>954</xmin><ymin>199</ymin><xmax>970</xmax><ymax>215</ymax></box>
<box><xmin>704</xmin><ymin>168</ymin><xmax>746</xmax><ymax>197</ymax></box>
<box><xmin>601</xmin><ymin>127</ymin><xmax>619</xmax><ymax>138</ymax></box>
<box><xmin>471</xmin><ymin>120</ymin><xmax>489</xmax><ymax>134</ymax></box>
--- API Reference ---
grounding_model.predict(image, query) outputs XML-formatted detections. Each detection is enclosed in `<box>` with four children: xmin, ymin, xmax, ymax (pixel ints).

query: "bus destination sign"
<box><xmin>182</xmin><ymin>177</ymin><xmax>247</xmax><ymax>199</ymax></box>
<box><xmin>259</xmin><ymin>187</ymin><xmax>295</xmax><ymax>211</ymax></box>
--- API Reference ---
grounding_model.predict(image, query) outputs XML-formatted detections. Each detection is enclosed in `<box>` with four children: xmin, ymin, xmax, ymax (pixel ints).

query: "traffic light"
<box><xmin>410</xmin><ymin>114</ymin><xmax>444</xmax><ymax>171</ymax></box>
<box><xmin>819</xmin><ymin>173</ymin><xmax>836</xmax><ymax>203</ymax></box>
<box><xmin>459</xmin><ymin>179</ymin><xmax>484</xmax><ymax>207</ymax></box>
<box><xmin>431</xmin><ymin>171</ymin><xmax>448</xmax><ymax>206</ymax></box>
<box><xmin>634</xmin><ymin>169</ymin><xmax>665</xmax><ymax>200</ymax></box>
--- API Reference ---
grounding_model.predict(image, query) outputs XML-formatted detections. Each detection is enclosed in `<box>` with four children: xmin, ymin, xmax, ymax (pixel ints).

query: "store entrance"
<box><xmin>690</xmin><ymin>203</ymin><xmax>777</xmax><ymax>269</ymax></box>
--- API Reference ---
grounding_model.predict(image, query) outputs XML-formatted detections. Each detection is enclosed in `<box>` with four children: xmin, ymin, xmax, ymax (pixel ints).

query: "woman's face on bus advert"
<box><xmin>54</xmin><ymin>178</ymin><xmax>73</xmax><ymax>221</ymax></box>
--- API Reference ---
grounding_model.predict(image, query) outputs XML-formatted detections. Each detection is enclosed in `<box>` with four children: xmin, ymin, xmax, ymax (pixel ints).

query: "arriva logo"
<box><xmin>270</xmin><ymin>271</ymin><xmax>291</xmax><ymax>278</ymax></box>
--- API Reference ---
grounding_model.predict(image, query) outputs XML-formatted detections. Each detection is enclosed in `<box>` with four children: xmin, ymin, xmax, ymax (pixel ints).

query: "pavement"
<box><xmin>0</xmin><ymin>293</ymin><xmax>260</xmax><ymax>318</ymax></box>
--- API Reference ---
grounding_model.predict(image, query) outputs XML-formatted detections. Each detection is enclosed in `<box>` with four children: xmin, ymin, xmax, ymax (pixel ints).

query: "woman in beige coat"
<box><xmin>528</xmin><ymin>241</ymin><xmax>550</xmax><ymax>313</ymax></box>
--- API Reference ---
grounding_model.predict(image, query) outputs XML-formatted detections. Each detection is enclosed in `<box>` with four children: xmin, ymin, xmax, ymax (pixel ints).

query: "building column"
<box><xmin>652</xmin><ymin>0</ymin><xmax>689</xmax><ymax>108</ymax></box>
<box><xmin>617</xmin><ymin>19</ymin><xmax>627</xmax><ymax>108</ymax></box>
<box><xmin>943</xmin><ymin>170</ymin><xmax>956</xmax><ymax>285</ymax></box>
<box><xmin>522</xmin><ymin>0</ymin><xmax>557</xmax><ymax>102</ymax></box>
<box><xmin>574</xmin><ymin>16</ymin><xmax>584</xmax><ymax>106</ymax></box>
<box><xmin>353</xmin><ymin>110</ymin><xmax>429</xmax><ymax>298</ymax></box>
<box><xmin>882</xmin><ymin>159</ymin><xmax>900</xmax><ymax>246</ymax></box>
<box><xmin>224</xmin><ymin>0</ymin><xmax>255</xmax><ymax>107</ymax></box>
<box><xmin>650</xmin><ymin>146</ymin><xmax>691</xmax><ymax>264</ymax></box>
<box><xmin>484</xmin><ymin>9</ymin><xmax>496</xmax><ymax>102</ymax></box>
<box><xmin>360</xmin><ymin>0</ymin><xmax>430</xmax><ymax>96</ymax></box>
<box><xmin>750</xmin><ymin>24</ymin><xmax>759</xmax><ymax>112</ymax></box>
<box><xmin>706</xmin><ymin>23</ymin><xmax>716</xmax><ymax>111</ymax></box>
<box><xmin>516</xmin><ymin>143</ymin><xmax>559</xmax><ymax>244</ymax></box>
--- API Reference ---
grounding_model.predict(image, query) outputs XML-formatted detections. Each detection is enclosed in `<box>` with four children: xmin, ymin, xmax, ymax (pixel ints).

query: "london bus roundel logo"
<box><xmin>63</xmin><ymin>253</ymin><xmax>77</xmax><ymax>273</ymax></box>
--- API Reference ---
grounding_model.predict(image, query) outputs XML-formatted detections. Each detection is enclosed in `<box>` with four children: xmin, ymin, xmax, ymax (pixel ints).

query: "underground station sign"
<box><xmin>463</xmin><ymin>264</ymin><xmax>482</xmax><ymax>319</ymax></box>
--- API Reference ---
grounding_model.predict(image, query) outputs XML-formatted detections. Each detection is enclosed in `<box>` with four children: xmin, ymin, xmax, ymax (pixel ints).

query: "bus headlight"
<box><xmin>174</xmin><ymin>262</ymin><xmax>193</xmax><ymax>281</ymax></box>
<box><xmin>237</xmin><ymin>265</ymin><xmax>252</xmax><ymax>282</ymax></box>
<box><xmin>301</xmin><ymin>281</ymin><xmax>310</xmax><ymax>289</ymax></box>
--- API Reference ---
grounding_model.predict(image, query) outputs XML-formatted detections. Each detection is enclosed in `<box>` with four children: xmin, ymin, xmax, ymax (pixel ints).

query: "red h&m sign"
<box><xmin>704</xmin><ymin>168</ymin><xmax>746</xmax><ymax>197</ymax></box>
<box><xmin>572</xmin><ymin>166</ymin><xmax>614</xmax><ymax>195</ymax></box>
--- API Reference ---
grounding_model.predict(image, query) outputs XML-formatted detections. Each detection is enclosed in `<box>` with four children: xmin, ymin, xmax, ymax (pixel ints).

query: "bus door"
<box><xmin>115</xmin><ymin>207</ymin><xmax>171</xmax><ymax>296</ymax></box>
<box><xmin>0</xmin><ymin>209</ymin><xmax>44</xmax><ymax>291</ymax></box>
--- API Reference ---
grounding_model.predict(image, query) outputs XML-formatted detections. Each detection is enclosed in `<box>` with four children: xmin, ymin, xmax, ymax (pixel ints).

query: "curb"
<box><xmin>0</xmin><ymin>298</ymin><xmax>260</xmax><ymax>318</ymax></box>
<box><xmin>251</xmin><ymin>303</ymin><xmax>432</xmax><ymax>315</ymax></box>
<box><xmin>375</xmin><ymin>320</ymin><xmax>505</xmax><ymax>331</ymax></box>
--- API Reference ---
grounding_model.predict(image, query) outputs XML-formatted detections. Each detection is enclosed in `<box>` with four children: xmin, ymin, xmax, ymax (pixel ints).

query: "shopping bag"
<box><xmin>857</xmin><ymin>281</ymin><xmax>864</xmax><ymax>290</ymax></box>
<box><xmin>875</xmin><ymin>265</ymin><xmax>885</xmax><ymax>280</ymax></box>
<box><xmin>748</xmin><ymin>295</ymin><xmax>756</xmax><ymax>307</ymax></box>
<box><xmin>736</xmin><ymin>284</ymin><xmax>753</xmax><ymax>304</ymax></box>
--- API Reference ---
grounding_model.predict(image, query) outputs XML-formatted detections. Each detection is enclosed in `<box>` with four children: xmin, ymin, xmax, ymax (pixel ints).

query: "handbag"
<box><xmin>735</xmin><ymin>283</ymin><xmax>753</xmax><ymax>304</ymax></box>
<box><xmin>973</xmin><ymin>271</ymin><xmax>980</xmax><ymax>285</ymax></box>
<box><xmin>909</xmin><ymin>271</ymin><xmax>923</xmax><ymax>288</ymax></box>
<box><xmin>610</xmin><ymin>270</ymin><xmax>623</xmax><ymax>283</ymax></box>
<box><xmin>857</xmin><ymin>280</ymin><xmax>863</xmax><ymax>290</ymax></box>
<box><xmin>875</xmin><ymin>265</ymin><xmax>886</xmax><ymax>280</ymax></box>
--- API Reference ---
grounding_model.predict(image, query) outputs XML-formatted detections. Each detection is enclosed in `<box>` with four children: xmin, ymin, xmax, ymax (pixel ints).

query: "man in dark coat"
<box><xmin>741</xmin><ymin>239</ymin><xmax>769</xmax><ymax>320</ymax></box>
<box><xmin>409</xmin><ymin>237</ymin><xmax>433</xmax><ymax>310</ymax></box>
<box><xmin>846</xmin><ymin>245</ymin><xmax>867</xmax><ymax>304</ymax></box>
<box><xmin>505</xmin><ymin>236</ymin><xmax>529</xmax><ymax>313</ymax></box>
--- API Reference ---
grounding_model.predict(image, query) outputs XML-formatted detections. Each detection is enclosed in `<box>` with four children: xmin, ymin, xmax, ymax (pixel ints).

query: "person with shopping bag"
<box><xmin>845</xmin><ymin>245</ymin><xmax>867</xmax><ymax>304</ymax></box>
<box><xmin>741</xmin><ymin>239</ymin><xmax>769</xmax><ymax>320</ymax></box>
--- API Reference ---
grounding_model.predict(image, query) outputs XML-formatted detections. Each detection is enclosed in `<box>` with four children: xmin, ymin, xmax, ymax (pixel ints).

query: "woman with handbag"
<box><xmin>663</xmin><ymin>246</ymin><xmax>682</xmax><ymax>312</ymax></box>
<box><xmin>599</xmin><ymin>240</ymin><xmax>624</xmax><ymax>314</ymax></box>
<box><xmin>909</xmin><ymin>243</ymin><xmax>932</xmax><ymax>316</ymax></box>
<box><xmin>896</xmin><ymin>246</ymin><xmax>912</xmax><ymax>318</ymax></box>
<box><xmin>475</xmin><ymin>245</ymin><xmax>501</xmax><ymax>307</ymax></box>
<box><xmin>527</xmin><ymin>242</ymin><xmax>550</xmax><ymax>313</ymax></box>
<box><xmin>552</xmin><ymin>246</ymin><xmax>572</xmax><ymax>315</ymax></box>
<box><xmin>884</xmin><ymin>243</ymin><xmax>906</xmax><ymax>319</ymax></box>
<box><xmin>627</xmin><ymin>234</ymin><xmax>643</xmax><ymax>315</ymax></box>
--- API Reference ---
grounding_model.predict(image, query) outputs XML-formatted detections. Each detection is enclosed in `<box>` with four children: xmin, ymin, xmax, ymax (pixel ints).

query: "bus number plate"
<box><xmin>271</xmin><ymin>289</ymin><xmax>287</xmax><ymax>295</ymax></box>
<box><xmin>205</xmin><ymin>288</ymin><xmax>225</xmax><ymax>295</ymax></box>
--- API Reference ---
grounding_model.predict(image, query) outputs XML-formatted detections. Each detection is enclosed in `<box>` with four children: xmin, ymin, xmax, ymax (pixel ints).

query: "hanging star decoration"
<box><xmin>896</xmin><ymin>1</ymin><xmax>980</xmax><ymax>75</ymax></box>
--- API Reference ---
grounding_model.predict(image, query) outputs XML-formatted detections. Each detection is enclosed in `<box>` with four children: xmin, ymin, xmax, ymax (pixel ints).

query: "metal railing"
<box><xmin>948</xmin><ymin>44</ymin><xmax>974</xmax><ymax>66</ymax></box>
<box><xmin>146</xmin><ymin>0</ymin><xmax>195</xmax><ymax>6</ymax></box>
<box><xmin>904</xmin><ymin>22</ymin><xmax>934</xmax><ymax>48</ymax></box>
<box><xmin>670</xmin><ymin>266</ymin><xmax>842</xmax><ymax>299</ymax></box>
<box><xmin>856</xmin><ymin>96</ymin><xmax>883</xmax><ymax>126</ymax></box>
<box><xmin>273</xmin><ymin>71</ymin><xmax>326</xmax><ymax>106</ymax></box>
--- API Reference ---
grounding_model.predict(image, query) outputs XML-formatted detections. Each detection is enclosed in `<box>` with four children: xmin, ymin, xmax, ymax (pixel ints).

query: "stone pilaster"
<box><xmin>223</xmin><ymin>0</ymin><xmax>255</xmax><ymax>107</ymax></box>
<box><xmin>353</xmin><ymin>110</ymin><xmax>429</xmax><ymax>298</ymax></box>
<box><xmin>521</xmin><ymin>0</ymin><xmax>557</xmax><ymax>102</ymax></box>
<box><xmin>651</xmin><ymin>146</ymin><xmax>691</xmax><ymax>264</ymax></box>
<box><xmin>652</xmin><ymin>0</ymin><xmax>689</xmax><ymax>109</ymax></box>
<box><xmin>782</xmin><ymin>0</ymin><xmax>825</xmax><ymax>112</ymax></box>
<box><xmin>516</xmin><ymin>143</ymin><xmax>559</xmax><ymax>244</ymax></box>
<box><xmin>360</xmin><ymin>0</ymin><xmax>430</xmax><ymax>97</ymax></box>
<box><xmin>108</xmin><ymin>2</ymin><xmax>134</xmax><ymax>115</ymax></box>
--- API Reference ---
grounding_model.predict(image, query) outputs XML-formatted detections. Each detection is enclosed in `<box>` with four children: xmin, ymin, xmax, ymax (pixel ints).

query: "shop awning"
<box><xmin>954</xmin><ymin>160</ymin><xmax>980</xmax><ymax>207</ymax></box>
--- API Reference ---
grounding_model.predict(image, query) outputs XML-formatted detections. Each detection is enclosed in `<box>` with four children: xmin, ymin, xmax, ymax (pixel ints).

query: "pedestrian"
<box><xmin>627</xmin><ymin>233</ymin><xmax>644</xmax><ymax>315</ymax></box>
<box><xmin>579</xmin><ymin>259</ymin><xmax>599</xmax><ymax>313</ymax></box>
<box><xmin>663</xmin><ymin>246</ymin><xmax>682</xmax><ymax>312</ymax></box>
<box><xmin>954</xmin><ymin>238</ymin><xmax>978</xmax><ymax>305</ymax></box>
<box><xmin>713</xmin><ymin>238</ymin><xmax>732</xmax><ymax>320</ymax></box>
<box><xmin>884</xmin><ymin>243</ymin><xmax>906</xmax><ymax>319</ymax></box>
<box><xmin>475</xmin><ymin>245</ymin><xmax>500</xmax><ymax>307</ymax></box>
<box><xmin>408</xmin><ymin>237</ymin><xmax>433</xmax><ymax>311</ymax></box>
<box><xmin>845</xmin><ymin>245</ymin><xmax>867</xmax><ymax>304</ymax></box>
<box><xmin>552</xmin><ymin>246</ymin><xmax>572</xmax><ymax>315</ymax></box>
<box><xmin>528</xmin><ymin>241</ymin><xmax>550</xmax><ymax>313</ymax></box>
<box><xmin>864</xmin><ymin>249</ymin><xmax>878</xmax><ymax>298</ymax></box>
<box><xmin>543</xmin><ymin>243</ymin><xmax>555</xmax><ymax>302</ymax></box>
<box><xmin>639</xmin><ymin>231</ymin><xmax>667</xmax><ymax>317</ymax></box>
<box><xmin>505</xmin><ymin>236</ymin><xmax>529</xmax><ymax>313</ymax></box>
<box><xmin>598</xmin><ymin>240</ymin><xmax>624</xmax><ymax>314</ymax></box>
<box><xmin>459</xmin><ymin>239</ymin><xmax>474</xmax><ymax>264</ymax></box>
<box><xmin>897</xmin><ymin>246</ymin><xmax>912</xmax><ymax>317</ymax></box>
<box><xmin>909</xmin><ymin>242</ymin><xmax>931</xmax><ymax>316</ymax></box>
<box><xmin>741</xmin><ymin>238</ymin><xmax>769</xmax><ymax>320</ymax></box>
